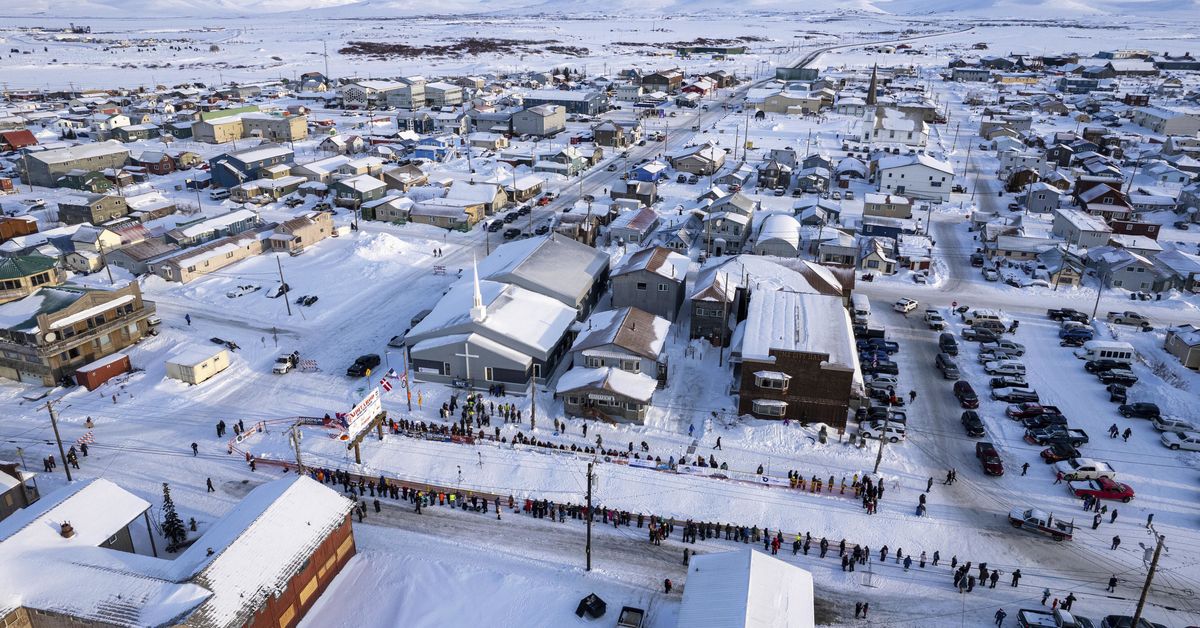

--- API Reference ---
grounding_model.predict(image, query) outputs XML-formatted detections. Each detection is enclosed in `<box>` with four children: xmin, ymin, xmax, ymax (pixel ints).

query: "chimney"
<box><xmin>60</xmin><ymin>521</ymin><xmax>76</xmax><ymax>539</ymax></box>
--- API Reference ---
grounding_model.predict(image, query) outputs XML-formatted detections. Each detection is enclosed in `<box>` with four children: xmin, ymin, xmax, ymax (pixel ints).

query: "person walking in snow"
<box><xmin>185</xmin><ymin>313</ymin><xmax>191</xmax><ymax>326</ymax></box>
<box><xmin>1122</xmin><ymin>427</ymin><xmax>1132</xmax><ymax>442</ymax></box>
<box><xmin>909</xmin><ymin>390</ymin><xmax>917</xmax><ymax>403</ymax></box>
<box><xmin>995</xmin><ymin>609</ymin><xmax>1007</xmax><ymax>626</ymax></box>
<box><xmin>663</xmin><ymin>579</ymin><xmax>672</xmax><ymax>594</ymax></box>
<box><xmin>191</xmin><ymin>442</ymin><xmax>198</xmax><ymax>456</ymax></box>
<box><xmin>1011</xmin><ymin>569</ymin><xmax>1021</xmax><ymax>586</ymax></box>
<box><xmin>1110</xmin><ymin>509</ymin><xmax>1118</xmax><ymax>523</ymax></box>
<box><xmin>926</xmin><ymin>477</ymin><xmax>933</xmax><ymax>492</ymax></box>
<box><xmin>1111</xmin><ymin>535</ymin><xmax>1121</xmax><ymax>550</ymax></box>
<box><xmin>206</xmin><ymin>478</ymin><xmax>215</xmax><ymax>493</ymax></box>
<box><xmin>989</xmin><ymin>570</ymin><xmax>1000</xmax><ymax>588</ymax></box>
<box><xmin>1041</xmin><ymin>588</ymin><xmax>1051</xmax><ymax>605</ymax></box>
<box><xmin>903</xmin><ymin>555</ymin><xmax>912</xmax><ymax>571</ymax></box>
<box><xmin>714</xmin><ymin>437</ymin><xmax>722</xmax><ymax>450</ymax></box>
<box><xmin>1107</xmin><ymin>575</ymin><xmax>1118</xmax><ymax>592</ymax></box>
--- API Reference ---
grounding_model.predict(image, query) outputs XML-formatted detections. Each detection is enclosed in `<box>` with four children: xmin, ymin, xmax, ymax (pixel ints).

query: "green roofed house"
<box><xmin>0</xmin><ymin>282</ymin><xmax>154</xmax><ymax>386</ymax></box>
<box><xmin>0</xmin><ymin>255</ymin><xmax>63</xmax><ymax>305</ymax></box>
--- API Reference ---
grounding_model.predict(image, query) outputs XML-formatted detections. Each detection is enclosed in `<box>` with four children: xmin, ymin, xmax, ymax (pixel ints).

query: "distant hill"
<box><xmin>12</xmin><ymin>0</ymin><xmax>1199</xmax><ymax>18</ymax></box>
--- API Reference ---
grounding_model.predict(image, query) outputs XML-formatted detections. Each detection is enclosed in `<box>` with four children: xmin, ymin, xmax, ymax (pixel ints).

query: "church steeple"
<box><xmin>866</xmin><ymin>62</ymin><xmax>879</xmax><ymax>106</ymax></box>
<box><xmin>470</xmin><ymin>256</ymin><xmax>487</xmax><ymax>323</ymax></box>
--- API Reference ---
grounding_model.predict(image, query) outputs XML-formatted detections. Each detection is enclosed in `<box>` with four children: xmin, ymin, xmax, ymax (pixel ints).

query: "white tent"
<box><xmin>676</xmin><ymin>549</ymin><xmax>815</xmax><ymax>628</ymax></box>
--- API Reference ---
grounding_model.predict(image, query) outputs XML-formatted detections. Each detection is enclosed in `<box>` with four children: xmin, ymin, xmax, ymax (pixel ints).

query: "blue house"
<box><xmin>208</xmin><ymin>143</ymin><xmax>295</xmax><ymax>188</ymax></box>
<box><xmin>414</xmin><ymin>136</ymin><xmax>456</xmax><ymax>162</ymax></box>
<box><xmin>632</xmin><ymin>160</ymin><xmax>669</xmax><ymax>182</ymax></box>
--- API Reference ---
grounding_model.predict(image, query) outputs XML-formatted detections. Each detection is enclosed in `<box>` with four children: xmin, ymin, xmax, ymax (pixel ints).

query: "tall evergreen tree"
<box><xmin>161</xmin><ymin>482</ymin><xmax>187</xmax><ymax>546</ymax></box>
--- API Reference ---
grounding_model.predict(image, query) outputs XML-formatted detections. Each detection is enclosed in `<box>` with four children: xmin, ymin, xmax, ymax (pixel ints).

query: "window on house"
<box><xmin>442</xmin><ymin>362</ymin><xmax>450</xmax><ymax>374</ymax></box>
<box><xmin>484</xmin><ymin>367</ymin><xmax>493</xmax><ymax>381</ymax></box>
<box><xmin>622</xmin><ymin>360</ymin><xmax>641</xmax><ymax>373</ymax></box>
<box><xmin>752</xmin><ymin>399</ymin><xmax>787</xmax><ymax>416</ymax></box>
<box><xmin>754</xmin><ymin>372</ymin><xmax>791</xmax><ymax>391</ymax></box>
<box><xmin>585</xmin><ymin>356</ymin><xmax>602</xmax><ymax>368</ymax></box>
<box><xmin>867</xmin><ymin>260</ymin><xmax>879</xmax><ymax>269</ymax></box>
<box><xmin>658</xmin><ymin>284</ymin><xmax>669</xmax><ymax>292</ymax></box>
<box><xmin>636</xmin><ymin>282</ymin><xmax>647</xmax><ymax>290</ymax></box>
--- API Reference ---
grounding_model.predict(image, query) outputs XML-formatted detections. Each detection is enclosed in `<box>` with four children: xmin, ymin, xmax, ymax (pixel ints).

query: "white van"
<box><xmin>964</xmin><ymin>308</ymin><xmax>1002</xmax><ymax>326</ymax></box>
<box><xmin>1074</xmin><ymin>340</ymin><xmax>1136</xmax><ymax>365</ymax></box>
<box><xmin>209</xmin><ymin>188</ymin><xmax>231</xmax><ymax>200</ymax></box>
<box><xmin>851</xmin><ymin>294</ymin><xmax>871</xmax><ymax>324</ymax></box>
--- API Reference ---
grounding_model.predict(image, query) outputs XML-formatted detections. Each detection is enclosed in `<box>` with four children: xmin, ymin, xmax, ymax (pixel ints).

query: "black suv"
<box><xmin>1098</xmin><ymin>370</ymin><xmax>1138</xmax><ymax>386</ymax></box>
<box><xmin>961</xmin><ymin>411</ymin><xmax>985</xmax><ymax>437</ymax></box>
<box><xmin>1118</xmin><ymin>402</ymin><xmax>1160</xmax><ymax>419</ymax></box>
<box><xmin>346</xmin><ymin>354</ymin><xmax>382</xmax><ymax>377</ymax></box>
<box><xmin>1085</xmin><ymin>359</ymin><xmax>1127</xmax><ymax>374</ymax></box>
<box><xmin>1106</xmin><ymin>383</ymin><xmax>1128</xmax><ymax>403</ymax></box>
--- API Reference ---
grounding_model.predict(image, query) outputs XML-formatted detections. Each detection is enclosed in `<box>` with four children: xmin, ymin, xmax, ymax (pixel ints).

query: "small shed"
<box><xmin>74</xmin><ymin>352</ymin><xmax>130</xmax><ymax>391</ymax></box>
<box><xmin>166</xmin><ymin>346</ymin><xmax>230</xmax><ymax>385</ymax></box>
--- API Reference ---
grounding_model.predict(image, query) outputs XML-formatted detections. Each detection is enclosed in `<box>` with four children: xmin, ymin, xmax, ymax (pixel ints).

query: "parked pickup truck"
<box><xmin>1009</xmin><ymin>508</ymin><xmax>1076</xmax><ymax>542</ymax></box>
<box><xmin>1017</xmin><ymin>608</ymin><xmax>1095</xmax><ymax>627</ymax></box>
<box><xmin>1025</xmin><ymin>427</ymin><xmax>1089</xmax><ymax>447</ymax></box>
<box><xmin>1106</xmin><ymin>311</ymin><xmax>1152</xmax><ymax>329</ymax></box>
<box><xmin>1054</xmin><ymin>458</ymin><xmax>1116</xmax><ymax>481</ymax></box>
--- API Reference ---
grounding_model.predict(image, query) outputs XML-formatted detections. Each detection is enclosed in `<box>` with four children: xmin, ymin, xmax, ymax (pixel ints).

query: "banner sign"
<box><xmin>345</xmin><ymin>387</ymin><xmax>382</xmax><ymax>439</ymax></box>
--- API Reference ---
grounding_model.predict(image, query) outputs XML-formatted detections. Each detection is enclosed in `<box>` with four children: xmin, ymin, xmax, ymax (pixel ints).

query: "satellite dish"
<box><xmin>43</xmin><ymin>332</ymin><xmax>57</xmax><ymax>342</ymax></box>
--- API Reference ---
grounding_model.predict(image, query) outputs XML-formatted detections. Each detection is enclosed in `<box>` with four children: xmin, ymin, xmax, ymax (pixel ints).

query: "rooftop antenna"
<box><xmin>323</xmin><ymin>41</ymin><xmax>330</xmax><ymax>81</ymax></box>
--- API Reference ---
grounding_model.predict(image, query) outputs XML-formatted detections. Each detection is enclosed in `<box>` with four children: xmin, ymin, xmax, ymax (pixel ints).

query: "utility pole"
<box><xmin>529</xmin><ymin>377</ymin><xmax>537</xmax><ymax>430</ymax></box>
<box><xmin>718</xmin><ymin>271</ymin><xmax>729</xmax><ymax>365</ymax></box>
<box><xmin>585</xmin><ymin>461</ymin><xmax>594</xmax><ymax>571</ymax></box>
<box><xmin>277</xmin><ymin>256</ymin><xmax>292</xmax><ymax>316</ymax></box>
<box><xmin>872</xmin><ymin>416</ymin><xmax>889</xmax><ymax>475</ymax></box>
<box><xmin>97</xmin><ymin>242</ymin><xmax>114</xmax><ymax>285</ymax></box>
<box><xmin>289</xmin><ymin>423</ymin><xmax>305</xmax><ymax>475</ymax></box>
<box><xmin>1132</xmin><ymin>534</ymin><xmax>1166</xmax><ymax>627</ymax></box>
<box><xmin>322</xmin><ymin>41</ymin><xmax>330</xmax><ymax>81</ymax></box>
<box><xmin>1091</xmin><ymin>270</ymin><xmax>1106</xmax><ymax>321</ymax></box>
<box><xmin>44</xmin><ymin>401</ymin><xmax>72</xmax><ymax>482</ymax></box>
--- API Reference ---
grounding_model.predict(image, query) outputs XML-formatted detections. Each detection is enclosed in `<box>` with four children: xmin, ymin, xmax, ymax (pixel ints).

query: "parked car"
<box><xmin>976</xmin><ymin>441</ymin><xmax>1004</xmax><ymax>475</ymax></box>
<box><xmin>925</xmin><ymin>310</ymin><xmax>946</xmax><ymax>330</ymax></box>
<box><xmin>1060</xmin><ymin>335</ymin><xmax>1088</xmax><ymax>348</ymax></box>
<box><xmin>992</xmin><ymin>387</ymin><xmax>1040</xmax><ymax>403</ymax></box>
<box><xmin>990</xmin><ymin>376</ymin><xmax>1029</xmax><ymax>390</ymax></box>
<box><xmin>266</xmin><ymin>283</ymin><xmax>290</xmax><ymax>298</ymax></box>
<box><xmin>981</xmin><ymin>339</ymin><xmax>1025</xmax><ymax>356</ymax></box>
<box><xmin>273</xmin><ymin>352</ymin><xmax>300</xmax><ymax>374</ymax></box>
<box><xmin>1151</xmin><ymin>416</ymin><xmax>1195</xmax><ymax>434</ymax></box>
<box><xmin>1118</xmin><ymin>402</ymin><xmax>1159</xmax><ymax>419</ymax></box>
<box><xmin>938</xmin><ymin>333</ymin><xmax>959</xmax><ymax>356</ymax></box>
<box><xmin>1160</xmin><ymin>431</ymin><xmax>1200</xmax><ymax>451</ymax></box>
<box><xmin>503</xmin><ymin>228</ymin><xmax>522</xmax><ymax>240</ymax></box>
<box><xmin>388</xmin><ymin>334</ymin><xmax>408</xmax><ymax>348</ymax></box>
<box><xmin>1106</xmin><ymin>311</ymin><xmax>1151</xmax><ymax>329</ymax></box>
<box><xmin>970</xmin><ymin>252</ymin><xmax>985</xmax><ymax>267</ymax></box>
<box><xmin>1106</xmin><ymin>383</ymin><xmax>1128</xmax><ymax>403</ymax></box>
<box><xmin>979</xmin><ymin>348</ymin><xmax>1022</xmax><ymax>363</ymax></box>
<box><xmin>1009</xmin><ymin>508</ymin><xmax>1075</xmax><ymax>542</ymax></box>
<box><xmin>1100</xmin><ymin>615</ymin><xmax>1167</xmax><ymax>628</ymax></box>
<box><xmin>893</xmin><ymin>297</ymin><xmax>919</xmax><ymax>313</ymax></box>
<box><xmin>1041</xmin><ymin>442</ymin><xmax>1081</xmax><ymax>463</ymax></box>
<box><xmin>865</xmin><ymin>374</ymin><xmax>899</xmax><ymax>391</ymax></box>
<box><xmin>865</xmin><ymin>338</ymin><xmax>899</xmax><ymax>354</ymax></box>
<box><xmin>982</xmin><ymin>267</ymin><xmax>1000</xmax><ymax>282</ymax></box>
<box><xmin>1047</xmin><ymin>308</ymin><xmax>1089</xmax><ymax>322</ymax></box>
<box><xmin>954</xmin><ymin>380</ymin><xmax>979</xmax><ymax>409</ymax></box>
<box><xmin>1055</xmin><ymin>458</ymin><xmax>1116</xmax><ymax>481</ymax></box>
<box><xmin>862</xmin><ymin>360</ymin><xmax>899</xmax><ymax>375</ymax></box>
<box><xmin>1022</xmin><ymin>413</ymin><xmax>1068</xmax><ymax>430</ymax></box>
<box><xmin>346</xmin><ymin>354</ymin><xmax>382</xmax><ymax>377</ymax></box>
<box><xmin>936</xmin><ymin>353</ymin><xmax>960</xmax><ymax>379</ymax></box>
<box><xmin>1098</xmin><ymin>370</ymin><xmax>1138</xmax><ymax>386</ymax></box>
<box><xmin>1068</xmin><ymin>477</ymin><xmax>1134</xmax><ymax>502</ymax></box>
<box><xmin>859</xmin><ymin>420</ymin><xmax>906</xmax><ymax>443</ymax></box>
<box><xmin>1006</xmin><ymin>403</ymin><xmax>1062</xmax><ymax>421</ymax></box>
<box><xmin>984</xmin><ymin>360</ymin><xmax>1025</xmax><ymax>376</ymax></box>
<box><xmin>961</xmin><ymin>411</ymin><xmax>985</xmax><ymax>437</ymax></box>
<box><xmin>1026</xmin><ymin>427</ymin><xmax>1089</xmax><ymax>446</ymax></box>
<box><xmin>1085</xmin><ymin>359</ymin><xmax>1127</xmax><ymax>374</ymax></box>
<box><xmin>962</xmin><ymin>327</ymin><xmax>1002</xmax><ymax>343</ymax></box>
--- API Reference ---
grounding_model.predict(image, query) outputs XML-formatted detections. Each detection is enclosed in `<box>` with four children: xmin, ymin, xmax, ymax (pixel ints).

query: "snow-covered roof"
<box><xmin>478</xmin><ymin>235</ymin><xmax>609</xmax><ymax>309</ymax></box>
<box><xmin>0</xmin><ymin>479</ymin><xmax>211</xmax><ymax>626</ymax></box>
<box><xmin>554</xmin><ymin>366</ymin><xmax>657</xmax><ymax>403</ymax></box>
<box><xmin>756</xmin><ymin>213</ymin><xmax>801</xmax><ymax>247</ymax></box>
<box><xmin>571</xmin><ymin>307</ymin><xmax>669</xmax><ymax>360</ymax></box>
<box><xmin>613</xmin><ymin>246</ymin><xmax>688</xmax><ymax>281</ymax></box>
<box><xmin>28</xmin><ymin>140</ymin><xmax>128</xmax><ymax>165</ymax></box>
<box><xmin>740</xmin><ymin>289</ymin><xmax>857</xmax><ymax>374</ymax></box>
<box><xmin>876</xmin><ymin>153</ymin><xmax>953</xmax><ymax>175</ymax></box>
<box><xmin>174</xmin><ymin>209</ymin><xmax>257</xmax><ymax>240</ymax></box>
<box><xmin>675</xmin><ymin>548</ymin><xmax>815</xmax><ymax>628</ymax></box>
<box><xmin>407</xmin><ymin>278</ymin><xmax>577</xmax><ymax>360</ymax></box>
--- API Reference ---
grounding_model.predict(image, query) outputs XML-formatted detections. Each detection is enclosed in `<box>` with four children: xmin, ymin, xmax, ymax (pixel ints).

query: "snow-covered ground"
<box><xmin>3</xmin><ymin>10</ymin><xmax>1200</xmax><ymax>628</ymax></box>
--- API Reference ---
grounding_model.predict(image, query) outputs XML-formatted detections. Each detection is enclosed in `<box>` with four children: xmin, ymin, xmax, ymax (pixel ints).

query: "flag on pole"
<box><xmin>381</xmin><ymin>378</ymin><xmax>393</xmax><ymax>392</ymax></box>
